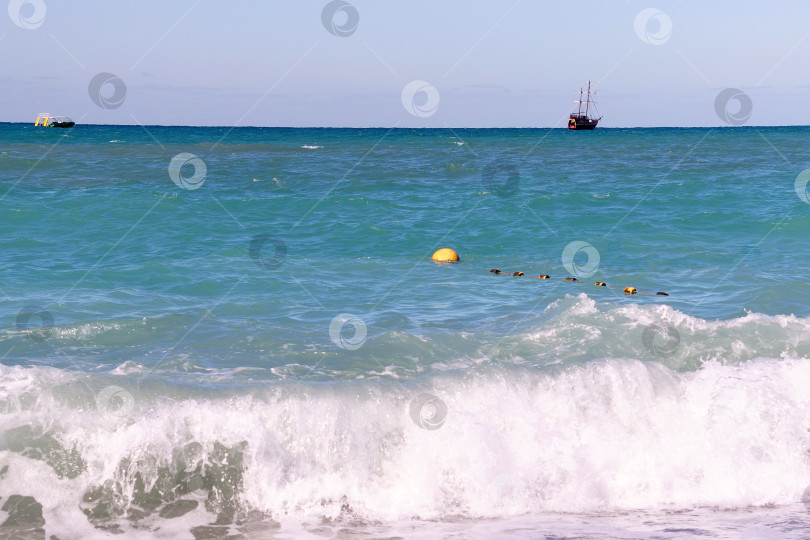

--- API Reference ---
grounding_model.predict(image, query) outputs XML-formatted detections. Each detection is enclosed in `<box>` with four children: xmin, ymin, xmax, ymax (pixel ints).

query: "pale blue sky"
<box><xmin>2</xmin><ymin>0</ymin><xmax>809</xmax><ymax>127</ymax></box>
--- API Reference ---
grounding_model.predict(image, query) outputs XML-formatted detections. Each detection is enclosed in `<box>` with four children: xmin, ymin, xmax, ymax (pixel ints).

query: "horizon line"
<box><xmin>3</xmin><ymin>122</ymin><xmax>809</xmax><ymax>130</ymax></box>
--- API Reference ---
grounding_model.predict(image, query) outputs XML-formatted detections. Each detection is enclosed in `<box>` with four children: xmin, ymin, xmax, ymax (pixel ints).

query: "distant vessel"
<box><xmin>568</xmin><ymin>81</ymin><xmax>601</xmax><ymax>130</ymax></box>
<box><xmin>34</xmin><ymin>113</ymin><xmax>75</xmax><ymax>128</ymax></box>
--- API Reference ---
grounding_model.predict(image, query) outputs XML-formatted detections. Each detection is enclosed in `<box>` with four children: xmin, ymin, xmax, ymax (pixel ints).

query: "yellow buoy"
<box><xmin>432</xmin><ymin>248</ymin><xmax>460</xmax><ymax>263</ymax></box>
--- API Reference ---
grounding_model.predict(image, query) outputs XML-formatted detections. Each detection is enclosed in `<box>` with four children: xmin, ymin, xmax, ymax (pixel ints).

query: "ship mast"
<box><xmin>584</xmin><ymin>81</ymin><xmax>591</xmax><ymax>117</ymax></box>
<box><xmin>573</xmin><ymin>82</ymin><xmax>596</xmax><ymax>118</ymax></box>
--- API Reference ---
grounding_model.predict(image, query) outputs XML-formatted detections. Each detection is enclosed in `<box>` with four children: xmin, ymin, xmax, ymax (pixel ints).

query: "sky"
<box><xmin>2</xmin><ymin>0</ymin><xmax>809</xmax><ymax>128</ymax></box>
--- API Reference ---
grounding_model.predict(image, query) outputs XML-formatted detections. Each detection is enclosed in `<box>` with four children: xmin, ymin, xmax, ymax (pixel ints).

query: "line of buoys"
<box><xmin>432</xmin><ymin>248</ymin><xmax>669</xmax><ymax>296</ymax></box>
<box><xmin>489</xmin><ymin>268</ymin><xmax>669</xmax><ymax>295</ymax></box>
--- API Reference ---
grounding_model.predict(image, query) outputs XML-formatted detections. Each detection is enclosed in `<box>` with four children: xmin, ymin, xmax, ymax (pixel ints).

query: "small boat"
<box><xmin>34</xmin><ymin>113</ymin><xmax>75</xmax><ymax>128</ymax></box>
<box><xmin>568</xmin><ymin>81</ymin><xmax>601</xmax><ymax>130</ymax></box>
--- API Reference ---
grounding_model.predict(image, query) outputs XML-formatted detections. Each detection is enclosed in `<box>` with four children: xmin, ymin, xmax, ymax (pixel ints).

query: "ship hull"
<box><xmin>568</xmin><ymin>117</ymin><xmax>599</xmax><ymax>130</ymax></box>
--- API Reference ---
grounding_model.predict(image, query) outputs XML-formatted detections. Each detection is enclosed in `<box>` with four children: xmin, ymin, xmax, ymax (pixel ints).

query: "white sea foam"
<box><xmin>1</xmin><ymin>349</ymin><xmax>810</xmax><ymax>537</ymax></box>
<box><xmin>4</xmin><ymin>299</ymin><xmax>810</xmax><ymax>536</ymax></box>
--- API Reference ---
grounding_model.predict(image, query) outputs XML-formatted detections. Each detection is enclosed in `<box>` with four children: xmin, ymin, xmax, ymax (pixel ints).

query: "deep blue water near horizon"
<box><xmin>3</xmin><ymin>123</ymin><xmax>810</xmax><ymax>538</ymax></box>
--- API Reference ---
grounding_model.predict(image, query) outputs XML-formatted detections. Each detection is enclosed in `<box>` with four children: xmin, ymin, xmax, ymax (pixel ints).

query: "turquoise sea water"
<box><xmin>3</xmin><ymin>123</ymin><xmax>810</xmax><ymax>538</ymax></box>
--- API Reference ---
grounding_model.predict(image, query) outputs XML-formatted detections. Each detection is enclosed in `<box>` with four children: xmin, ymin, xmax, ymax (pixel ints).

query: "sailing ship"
<box><xmin>568</xmin><ymin>81</ymin><xmax>601</xmax><ymax>130</ymax></box>
<box><xmin>34</xmin><ymin>113</ymin><xmax>75</xmax><ymax>128</ymax></box>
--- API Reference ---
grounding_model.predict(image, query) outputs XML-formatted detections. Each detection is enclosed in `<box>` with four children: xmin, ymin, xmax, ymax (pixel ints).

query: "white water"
<box><xmin>3</xmin><ymin>300</ymin><xmax>810</xmax><ymax>537</ymax></box>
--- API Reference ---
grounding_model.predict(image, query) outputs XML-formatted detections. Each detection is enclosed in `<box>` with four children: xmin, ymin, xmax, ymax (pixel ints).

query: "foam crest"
<box><xmin>520</xmin><ymin>294</ymin><xmax>810</xmax><ymax>369</ymax></box>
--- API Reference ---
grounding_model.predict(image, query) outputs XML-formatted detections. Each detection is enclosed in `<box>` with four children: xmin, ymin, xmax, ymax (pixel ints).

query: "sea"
<box><xmin>2</xmin><ymin>123</ymin><xmax>810</xmax><ymax>539</ymax></box>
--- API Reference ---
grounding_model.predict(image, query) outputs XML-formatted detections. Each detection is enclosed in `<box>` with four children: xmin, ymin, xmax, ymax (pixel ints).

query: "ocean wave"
<box><xmin>5</xmin><ymin>296</ymin><xmax>810</xmax><ymax>380</ymax></box>
<box><xmin>2</xmin><ymin>354</ymin><xmax>810</xmax><ymax>536</ymax></box>
<box><xmin>507</xmin><ymin>294</ymin><xmax>810</xmax><ymax>371</ymax></box>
